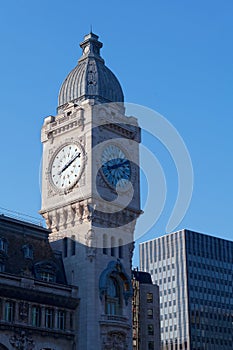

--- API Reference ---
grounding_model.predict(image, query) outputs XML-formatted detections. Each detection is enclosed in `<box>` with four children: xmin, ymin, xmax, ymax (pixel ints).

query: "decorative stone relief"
<box><xmin>42</xmin><ymin>212</ymin><xmax>52</xmax><ymax>229</ymax></box>
<box><xmin>85</xmin><ymin>229</ymin><xmax>96</xmax><ymax>261</ymax></box>
<box><xmin>9</xmin><ymin>331</ymin><xmax>35</xmax><ymax>350</ymax></box>
<box><xmin>128</xmin><ymin>241</ymin><xmax>135</xmax><ymax>268</ymax></box>
<box><xmin>102</xmin><ymin>332</ymin><xmax>128</xmax><ymax>350</ymax></box>
<box><xmin>19</xmin><ymin>302</ymin><xmax>29</xmax><ymax>322</ymax></box>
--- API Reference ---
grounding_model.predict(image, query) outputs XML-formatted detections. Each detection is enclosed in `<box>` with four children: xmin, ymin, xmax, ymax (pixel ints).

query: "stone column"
<box><xmin>1</xmin><ymin>298</ymin><xmax>5</xmax><ymax>320</ymax></box>
<box><xmin>28</xmin><ymin>304</ymin><xmax>32</xmax><ymax>325</ymax></box>
<box><xmin>14</xmin><ymin>302</ymin><xmax>19</xmax><ymax>323</ymax></box>
<box><xmin>65</xmin><ymin>310</ymin><xmax>70</xmax><ymax>330</ymax></box>
<box><xmin>54</xmin><ymin>307</ymin><xmax>58</xmax><ymax>329</ymax></box>
<box><xmin>41</xmin><ymin>306</ymin><xmax>45</xmax><ymax>328</ymax></box>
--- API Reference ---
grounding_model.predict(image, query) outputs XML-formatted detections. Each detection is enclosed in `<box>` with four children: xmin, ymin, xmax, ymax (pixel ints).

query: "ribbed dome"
<box><xmin>58</xmin><ymin>33</ymin><xmax>124</xmax><ymax>110</ymax></box>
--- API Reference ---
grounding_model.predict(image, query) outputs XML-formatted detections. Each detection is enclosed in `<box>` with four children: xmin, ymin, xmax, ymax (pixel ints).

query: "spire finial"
<box><xmin>90</xmin><ymin>24</ymin><xmax>93</xmax><ymax>34</ymax></box>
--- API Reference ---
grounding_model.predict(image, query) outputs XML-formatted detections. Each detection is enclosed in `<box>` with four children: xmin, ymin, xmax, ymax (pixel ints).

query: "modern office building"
<box><xmin>132</xmin><ymin>269</ymin><xmax>160</xmax><ymax>350</ymax></box>
<box><xmin>140</xmin><ymin>229</ymin><xmax>233</xmax><ymax>350</ymax></box>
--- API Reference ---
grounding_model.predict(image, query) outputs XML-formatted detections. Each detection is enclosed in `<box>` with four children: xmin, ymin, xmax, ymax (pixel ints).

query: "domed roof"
<box><xmin>58</xmin><ymin>33</ymin><xmax>124</xmax><ymax>110</ymax></box>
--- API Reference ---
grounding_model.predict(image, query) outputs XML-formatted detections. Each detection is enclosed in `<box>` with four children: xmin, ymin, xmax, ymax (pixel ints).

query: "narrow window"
<box><xmin>147</xmin><ymin>308</ymin><xmax>153</xmax><ymax>319</ymax></box>
<box><xmin>148</xmin><ymin>341</ymin><xmax>154</xmax><ymax>350</ymax></box>
<box><xmin>45</xmin><ymin>308</ymin><xmax>53</xmax><ymax>328</ymax></box>
<box><xmin>5</xmin><ymin>301</ymin><xmax>14</xmax><ymax>322</ymax></box>
<box><xmin>0</xmin><ymin>238</ymin><xmax>8</xmax><ymax>254</ymax></box>
<box><xmin>0</xmin><ymin>262</ymin><xmax>5</xmax><ymax>272</ymax></box>
<box><xmin>31</xmin><ymin>306</ymin><xmax>41</xmax><ymax>327</ymax></box>
<box><xmin>71</xmin><ymin>236</ymin><xmax>76</xmax><ymax>256</ymax></box>
<box><xmin>103</xmin><ymin>234</ymin><xmax>107</xmax><ymax>255</ymax></box>
<box><xmin>111</xmin><ymin>237</ymin><xmax>115</xmax><ymax>257</ymax></box>
<box><xmin>63</xmin><ymin>237</ymin><xmax>68</xmax><ymax>257</ymax></box>
<box><xmin>147</xmin><ymin>293</ymin><xmax>153</xmax><ymax>303</ymax></box>
<box><xmin>57</xmin><ymin>310</ymin><xmax>65</xmax><ymax>330</ymax></box>
<box><xmin>105</xmin><ymin>277</ymin><xmax>122</xmax><ymax>316</ymax></box>
<box><xmin>148</xmin><ymin>324</ymin><xmax>154</xmax><ymax>335</ymax></box>
<box><xmin>118</xmin><ymin>239</ymin><xmax>123</xmax><ymax>259</ymax></box>
<box><xmin>22</xmin><ymin>244</ymin><xmax>33</xmax><ymax>259</ymax></box>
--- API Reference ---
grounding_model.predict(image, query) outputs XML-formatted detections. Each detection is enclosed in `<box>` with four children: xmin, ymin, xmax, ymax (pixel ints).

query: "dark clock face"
<box><xmin>101</xmin><ymin>145</ymin><xmax>131</xmax><ymax>189</ymax></box>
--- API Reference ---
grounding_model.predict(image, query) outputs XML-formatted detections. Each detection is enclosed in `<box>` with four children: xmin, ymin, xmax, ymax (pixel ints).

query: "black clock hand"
<box><xmin>107</xmin><ymin>159</ymin><xmax>129</xmax><ymax>171</ymax></box>
<box><xmin>58</xmin><ymin>153</ymin><xmax>81</xmax><ymax>175</ymax></box>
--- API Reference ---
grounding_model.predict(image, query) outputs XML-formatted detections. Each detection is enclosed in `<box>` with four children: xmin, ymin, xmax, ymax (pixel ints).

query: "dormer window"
<box><xmin>34</xmin><ymin>261</ymin><xmax>57</xmax><ymax>283</ymax></box>
<box><xmin>22</xmin><ymin>244</ymin><xmax>34</xmax><ymax>259</ymax></box>
<box><xmin>40</xmin><ymin>271</ymin><xmax>55</xmax><ymax>282</ymax></box>
<box><xmin>0</xmin><ymin>237</ymin><xmax>8</xmax><ymax>254</ymax></box>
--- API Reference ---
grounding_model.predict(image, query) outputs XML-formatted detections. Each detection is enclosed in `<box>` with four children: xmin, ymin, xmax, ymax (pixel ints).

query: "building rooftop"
<box><xmin>58</xmin><ymin>32</ymin><xmax>124</xmax><ymax>111</ymax></box>
<box><xmin>132</xmin><ymin>269</ymin><xmax>152</xmax><ymax>284</ymax></box>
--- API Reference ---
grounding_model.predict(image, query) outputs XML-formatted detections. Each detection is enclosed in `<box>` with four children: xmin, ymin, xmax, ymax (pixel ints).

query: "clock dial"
<box><xmin>101</xmin><ymin>145</ymin><xmax>131</xmax><ymax>189</ymax></box>
<box><xmin>50</xmin><ymin>143</ymin><xmax>84</xmax><ymax>190</ymax></box>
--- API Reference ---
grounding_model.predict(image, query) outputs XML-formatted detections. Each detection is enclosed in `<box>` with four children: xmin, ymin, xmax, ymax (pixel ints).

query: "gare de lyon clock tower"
<box><xmin>40</xmin><ymin>32</ymin><xmax>141</xmax><ymax>350</ymax></box>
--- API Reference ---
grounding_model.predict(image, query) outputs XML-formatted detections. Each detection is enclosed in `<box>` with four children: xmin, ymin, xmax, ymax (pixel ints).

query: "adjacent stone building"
<box><xmin>0</xmin><ymin>214</ymin><xmax>78</xmax><ymax>350</ymax></box>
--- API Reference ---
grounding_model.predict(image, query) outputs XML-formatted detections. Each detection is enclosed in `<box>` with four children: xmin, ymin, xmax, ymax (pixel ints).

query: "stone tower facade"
<box><xmin>40</xmin><ymin>32</ymin><xmax>141</xmax><ymax>350</ymax></box>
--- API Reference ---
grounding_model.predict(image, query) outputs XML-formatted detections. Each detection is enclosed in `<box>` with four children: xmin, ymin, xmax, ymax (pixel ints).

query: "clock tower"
<box><xmin>40</xmin><ymin>32</ymin><xmax>141</xmax><ymax>350</ymax></box>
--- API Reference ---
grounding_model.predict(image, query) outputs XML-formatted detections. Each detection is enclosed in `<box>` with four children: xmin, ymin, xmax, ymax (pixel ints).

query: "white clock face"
<box><xmin>50</xmin><ymin>143</ymin><xmax>84</xmax><ymax>191</ymax></box>
<box><xmin>101</xmin><ymin>145</ymin><xmax>131</xmax><ymax>190</ymax></box>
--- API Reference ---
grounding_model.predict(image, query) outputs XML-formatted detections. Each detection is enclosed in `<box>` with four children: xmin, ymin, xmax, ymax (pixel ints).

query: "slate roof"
<box><xmin>58</xmin><ymin>32</ymin><xmax>124</xmax><ymax>110</ymax></box>
<box><xmin>0</xmin><ymin>215</ymin><xmax>67</xmax><ymax>284</ymax></box>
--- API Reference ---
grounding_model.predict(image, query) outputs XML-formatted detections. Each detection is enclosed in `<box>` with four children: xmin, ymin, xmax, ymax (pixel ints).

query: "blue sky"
<box><xmin>0</xmin><ymin>1</ymin><xmax>232</xmax><ymax>265</ymax></box>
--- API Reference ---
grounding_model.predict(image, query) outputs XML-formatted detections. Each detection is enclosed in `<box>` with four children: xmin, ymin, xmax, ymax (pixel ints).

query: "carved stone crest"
<box><xmin>9</xmin><ymin>331</ymin><xmax>35</xmax><ymax>350</ymax></box>
<box><xmin>19</xmin><ymin>302</ymin><xmax>29</xmax><ymax>322</ymax></box>
<box><xmin>102</xmin><ymin>332</ymin><xmax>127</xmax><ymax>350</ymax></box>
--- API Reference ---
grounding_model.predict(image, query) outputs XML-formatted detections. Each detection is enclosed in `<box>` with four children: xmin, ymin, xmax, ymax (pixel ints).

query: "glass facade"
<box><xmin>140</xmin><ymin>230</ymin><xmax>233</xmax><ymax>350</ymax></box>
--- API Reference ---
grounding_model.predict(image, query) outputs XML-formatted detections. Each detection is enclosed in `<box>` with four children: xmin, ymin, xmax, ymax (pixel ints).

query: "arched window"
<box><xmin>111</xmin><ymin>237</ymin><xmax>115</xmax><ymax>257</ymax></box>
<box><xmin>105</xmin><ymin>277</ymin><xmax>122</xmax><ymax>315</ymax></box>
<box><xmin>103</xmin><ymin>234</ymin><xmax>107</xmax><ymax>255</ymax></box>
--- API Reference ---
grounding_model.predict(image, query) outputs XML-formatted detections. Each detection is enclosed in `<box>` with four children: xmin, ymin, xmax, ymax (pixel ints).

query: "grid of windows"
<box><xmin>140</xmin><ymin>230</ymin><xmax>233</xmax><ymax>350</ymax></box>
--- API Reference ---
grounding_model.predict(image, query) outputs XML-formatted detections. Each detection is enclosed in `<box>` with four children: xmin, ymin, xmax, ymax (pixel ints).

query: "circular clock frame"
<box><xmin>101</xmin><ymin>144</ymin><xmax>132</xmax><ymax>192</ymax></box>
<box><xmin>48</xmin><ymin>141</ymin><xmax>85</xmax><ymax>193</ymax></box>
